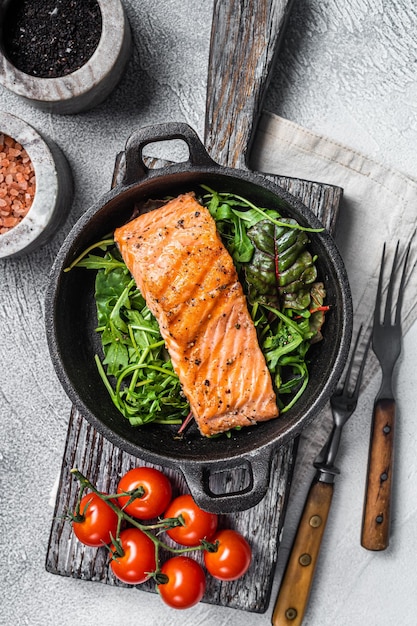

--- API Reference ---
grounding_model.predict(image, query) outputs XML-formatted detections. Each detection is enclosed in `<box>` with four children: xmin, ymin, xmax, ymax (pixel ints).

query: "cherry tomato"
<box><xmin>158</xmin><ymin>556</ymin><xmax>206</xmax><ymax>609</ymax></box>
<box><xmin>204</xmin><ymin>529</ymin><xmax>252</xmax><ymax>581</ymax></box>
<box><xmin>117</xmin><ymin>467</ymin><xmax>172</xmax><ymax>520</ymax></box>
<box><xmin>72</xmin><ymin>492</ymin><xmax>118</xmax><ymax>547</ymax></box>
<box><xmin>163</xmin><ymin>494</ymin><xmax>218</xmax><ymax>547</ymax></box>
<box><xmin>110</xmin><ymin>527</ymin><xmax>156</xmax><ymax>584</ymax></box>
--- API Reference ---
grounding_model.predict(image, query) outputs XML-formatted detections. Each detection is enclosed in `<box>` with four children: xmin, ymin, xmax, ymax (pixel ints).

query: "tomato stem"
<box><xmin>71</xmin><ymin>479</ymin><xmax>88</xmax><ymax>521</ymax></box>
<box><xmin>146</xmin><ymin>517</ymin><xmax>183</xmax><ymax>531</ymax></box>
<box><xmin>151</xmin><ymin>571</ymin><xmax>169</xmax><ymax>585</ymax></box>
<box><xmin>200</xmin><ymin>538</ymin><xmax>219</xmax><ymax>552</ymax></box>
<box><xmin>101</xmin><ymin>486</ymin><xmax>146</xmax><ymax>508</ymax></box>
<box><xmin>70</xmin><ymin>468</ymin><xmax>215</xmax><ymax>577</ymax></box>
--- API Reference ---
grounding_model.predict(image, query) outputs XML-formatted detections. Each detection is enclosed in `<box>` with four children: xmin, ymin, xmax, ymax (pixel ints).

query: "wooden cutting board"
<box><xmin>45</xmin><ymin>159</ymin><xmax>342</xmax><ymax>614</ymax></box>
<box><xmin>45</xmin><ymin>0</ymin><xmax>343</xmax><ymax>614</ymax></box>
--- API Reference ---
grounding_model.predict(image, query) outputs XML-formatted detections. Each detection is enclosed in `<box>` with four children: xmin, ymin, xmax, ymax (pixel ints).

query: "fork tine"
<box><xmin>341</xmin><ymin>324</ymin><xmax>362</xmax><ymax>396</ymax></box>
<box><xmin>373</xmin><ymin>243</ymin><xmax>386</xmax><ymax>328</ymax></box>
<box><xmin>377</xmin><ymin>235</ymin><xmax>414</xmax><ymax>328</ymax></box>
<box><xmin>351</xmin><ymin>332</ymin><xmax>372</xmax><ymax>400</ymax></box>
<box><xmin>394</xmin><ymin>236</ymin><xmax>413</xmax><ymax>324</ymax></box>
<box><xmin>340</xmin><ymin>325</ymin><xmax>370</xmax><ymax>400</ymax></box>
<box><xmin>382</xmin><ymin>241</ymin><xmax>399</xmax><ymax>326</ymax></box>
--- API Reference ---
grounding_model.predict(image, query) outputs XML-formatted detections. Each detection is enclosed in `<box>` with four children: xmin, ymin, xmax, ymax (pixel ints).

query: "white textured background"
<box><xmin>1</xmin><ymin>1</ymin><xmax>417</xmax><ymax>625</ymax></box>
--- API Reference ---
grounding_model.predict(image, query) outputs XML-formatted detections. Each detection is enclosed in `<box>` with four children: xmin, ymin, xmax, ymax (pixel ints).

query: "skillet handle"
<box><xmin>180</xmin><ymin>451</ymin><xmax>272</xmax><ymax>514</ymax></box>
<box><xmin>122</xmin><ymin>122</ymin><xmax>216</xmax><ymax>186</ymax></box>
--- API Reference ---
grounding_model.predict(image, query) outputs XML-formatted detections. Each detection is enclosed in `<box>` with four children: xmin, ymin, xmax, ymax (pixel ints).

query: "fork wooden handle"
<box><xmin>272</xmin><ymin>479</ymin><xmax>334</xmax><ymax>626</ymax></box>
<box><xmin>361</xmin><ymin>398</ymin><xmax>395</xmax><ymax>551</ymax></box>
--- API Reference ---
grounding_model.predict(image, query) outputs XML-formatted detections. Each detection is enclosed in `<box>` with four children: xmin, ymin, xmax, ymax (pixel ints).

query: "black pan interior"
<box><xmin>46</xmin><ymin>165</ymin><xmax>352</xmax><ymax>467</ymax></box>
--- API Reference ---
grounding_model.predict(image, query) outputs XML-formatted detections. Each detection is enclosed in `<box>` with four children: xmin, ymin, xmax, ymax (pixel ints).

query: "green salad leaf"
<box><xmin>68</xmin><ymin>187</ymin><xmax>328</xmax><ymax>426</ymax></box>
<box><xmin>244</xmin><ymin>218</ymin><xmax>317</xmax><ymax>310</ymax></box>
<box><xmin>73</xmin><ymin>247</ymin><xmax>189</xmax><ymax>426</ymax></box>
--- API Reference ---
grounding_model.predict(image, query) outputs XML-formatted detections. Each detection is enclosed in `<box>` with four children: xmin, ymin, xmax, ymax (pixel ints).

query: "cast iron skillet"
<box><xmin>46</xmin><ymin>123</ymin><xmax>353</xmax><ymax>513</ymax></box>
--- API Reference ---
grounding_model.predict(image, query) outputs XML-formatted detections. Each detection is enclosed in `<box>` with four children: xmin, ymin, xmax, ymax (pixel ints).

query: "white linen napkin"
<box><xmin>251</xmin><ymin>112</ymin><xmax>417</xmax><ymax>389</ymax></box>
<box><xmin>250</xmin><ymin>110</ymin><xmax>417</xmax><ymax>521</ymax></box>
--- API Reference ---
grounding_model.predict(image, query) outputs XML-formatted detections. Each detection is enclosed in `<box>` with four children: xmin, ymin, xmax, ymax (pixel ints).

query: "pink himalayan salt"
<box><xmin>0</xmin><ymin>134</ymin><xmax>36</xmax><ymax>234</ymax></box>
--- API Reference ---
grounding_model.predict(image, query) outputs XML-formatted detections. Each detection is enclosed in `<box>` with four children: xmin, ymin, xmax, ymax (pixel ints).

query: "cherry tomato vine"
<box><xmin>67</xmin><ymin>467</ymin><xmax>252</xmax><ymax>609</ymax></box>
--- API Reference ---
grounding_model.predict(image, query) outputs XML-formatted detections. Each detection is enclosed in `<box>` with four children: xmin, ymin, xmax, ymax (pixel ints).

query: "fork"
<box><xmin>361</xmin><ymin>238</ymin><xmax>413</xmax><ymax>551</ymax></box>
<box><xmin>272</xmin><ymin>327</ymin><xmax>370</xmax><ymax>626</ymax></box>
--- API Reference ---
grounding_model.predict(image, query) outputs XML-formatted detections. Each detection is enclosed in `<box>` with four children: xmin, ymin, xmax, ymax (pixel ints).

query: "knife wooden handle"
<box><xmin>272</xmin><ymin>479</ymin><xmax>334</xmax><ymax>626</ymax></box>
<box><xmin>361</xmin><ymin>398</ymin><xmax>395</xmax><ymax>551</ymax></box>
<box><xmin>205</xmin><ymin>0</ymin><xmax>294</xmax><ymax>168</ymax></box>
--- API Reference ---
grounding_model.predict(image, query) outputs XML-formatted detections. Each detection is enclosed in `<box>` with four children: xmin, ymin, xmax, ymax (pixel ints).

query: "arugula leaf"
<box><xmin>73</xmin><ymin>247</ymin><xmax>189</xmax><ymax>425</ymax></box>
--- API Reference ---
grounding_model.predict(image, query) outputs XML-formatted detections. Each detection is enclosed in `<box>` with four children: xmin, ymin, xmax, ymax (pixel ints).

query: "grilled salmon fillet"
<box><xmin>114</xmin><ymin>192</ymin><xmax>278</xmax><ymax>436</ymax></box>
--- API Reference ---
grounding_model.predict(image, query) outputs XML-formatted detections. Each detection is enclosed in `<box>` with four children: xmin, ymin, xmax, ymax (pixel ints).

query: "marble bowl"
<box><xmin>0</xmin><ymin>112</ymin><xmax>73</xmax><ymax>259</ymax></box>
<box><xmin>0</xmin><ymin>0</ymin><xmax>132</xmax><ymax>114</ymax></box>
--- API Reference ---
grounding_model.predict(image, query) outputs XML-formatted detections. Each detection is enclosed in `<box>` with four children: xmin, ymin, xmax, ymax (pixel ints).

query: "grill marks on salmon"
<box><xmin>114</xmin><ymin>192</ymin><xmax>279</xmax><ymax>436</ymax></box>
